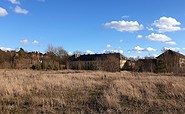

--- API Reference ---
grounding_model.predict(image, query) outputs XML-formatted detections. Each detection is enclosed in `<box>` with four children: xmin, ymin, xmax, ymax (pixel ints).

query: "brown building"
<box><xmin>123</xmin><ymin>50</ymin><xmax>185</xmax><ymax>73</ymax></box>
<box><xmin>134</xmin><ymin>59</ymin><xmax>157</xmax><ymax>72</ymax></box>
<box><xmin>156</xmin><ymin>50</ymin><xmax>185</xmax><ymax>73</ymax></box>
<box><xmin>70</xmin><ymin>53</ymin><xmax>127</xmax><ymax>72</ymax></box>
<box><xmin>123</xmin><ymin>59</ymin><xmax>157</xmax><ymax>72</ymax></box>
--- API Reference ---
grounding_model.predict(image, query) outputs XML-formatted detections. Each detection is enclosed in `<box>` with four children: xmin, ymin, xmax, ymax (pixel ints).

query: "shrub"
<box><xmin>155</xmin><ymin>59</ymin><xmax>167</xmax><ymax>73</ymax></box>
<box><xmin>31</xmin><ymin>63</ymin><xmax>41</xmax><ymax>70</ymax></box>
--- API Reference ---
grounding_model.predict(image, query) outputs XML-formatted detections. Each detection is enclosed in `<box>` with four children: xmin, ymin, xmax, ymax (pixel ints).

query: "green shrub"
<box><xmin>155</xmin><ymin>59</ymin><xmax>167</xmax><ymax>73</ymax></box>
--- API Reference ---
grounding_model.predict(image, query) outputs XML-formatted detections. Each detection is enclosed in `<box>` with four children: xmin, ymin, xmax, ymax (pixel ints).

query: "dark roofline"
<box><xmin>72</xmin><ymin>53</ymin><xmax>127</xmax><ymax>61</ymax></box>
<box><xmin>157</xmin><ymin>50</ymin><xmax>185</xmax><ymax>58</ymax></box>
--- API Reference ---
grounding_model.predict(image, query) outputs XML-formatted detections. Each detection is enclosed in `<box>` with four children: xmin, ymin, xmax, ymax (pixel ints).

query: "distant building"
<box><xmin>124</xmin><ymin>50</ymin><xmax>185</xmax><ymax>73</ymax></box>
<box><xmin>70</xmin><ymin>53</ymin><xmax>127</xmax><ymax>72</ymax></box>
<box><xmin>156</xmin><ymin>50</ymin><xmax>185</xmax><ymax>73</ymax></box>
<box><xmin>135</xmin><ymin>59</ymin><xmax>157</xmax><ymax>72</ymax></box>
<box><xmin>123</xmin><ymin>59</ymin><xmax>157</xmax><ymax>72</ymax></box>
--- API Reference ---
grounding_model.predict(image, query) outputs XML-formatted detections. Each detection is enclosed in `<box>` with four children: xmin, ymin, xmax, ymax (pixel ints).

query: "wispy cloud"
<box><xmin>8</xmin><ymin>0</ymin><xmax>20</xmax><ymax>5</ymax></box>
<box><xmin>153</xmin><ymin>16</ymin><xmax>182</xmax><ymax>33</ymax></box>
<box><xmin>106</xmin><ymin>44</ymin><xmax>112</xmax><ymax>48</ymax></box>
<box><xmin>0</xmin><ymin>7</ymin><xmax>8</xmax><ymax>16</ymax></box>
<box><xmin>20</xmin><ymin>39</ymin><xmax>28</xmax><ymax>45</ymax></box>
<box><xmin>103</xmin><ymin>50</ymin><xmax>124</xmax><ymax>54</ymax></box>
<box><xmin>14</xmin><ymin>6</ymin><xmax>29</xmax><ymax>15</ymax></box>
<box><xmin>104</xmin><ymin>20</ymin><xmax>144</xmax><ymax>32</ymax></box>
<box><xmin>165</xmin><ymin>41</ymin><xmax>176</xmax><ymax>45</ymax></box>
<box><xmin>121</xmin><ymin>15</ymin><xmax>129</xmax><ymax>18</ymax></box>
<box><xmin>146</xmin><ymin>27</ymin><xmax>154</xmax><ymax>31</ymax></box>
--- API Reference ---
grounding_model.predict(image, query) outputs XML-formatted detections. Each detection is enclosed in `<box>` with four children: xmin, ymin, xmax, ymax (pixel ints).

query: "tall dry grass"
<box><xmin>0</xmin><ymin>69</ymin><xmax>185</xmax><ymax>114</ymax></box>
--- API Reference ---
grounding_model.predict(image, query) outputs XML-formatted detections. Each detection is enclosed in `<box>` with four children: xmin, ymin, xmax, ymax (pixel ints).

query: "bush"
<box><xmin>155</xmin><ymin>59</ymin><xmax>167</xmax><ymax>73</ymax></box>
<box><xmin>53</xmin><ymin>61</ymin><xmax>60</xmax><ymax>70</ymax></box>
<box><xmin>31</xmin><ymin>63</ymin><xmax>41</xmax><ymax>70</ymax></box>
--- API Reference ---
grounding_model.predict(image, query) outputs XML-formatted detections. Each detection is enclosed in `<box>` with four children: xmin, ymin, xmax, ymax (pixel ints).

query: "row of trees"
<box><xmin>31</xmin><ymin>45</ymin><xmax>70</xmax><ymax>70</ymax></box>
<box><xmin>0</xmin><ymin>45</ymin><xmax>122</xmax><ymax>72</ymax></box>
<box><xmin>0</xmin><ymin>45</ymin><xmax>70</xmax><ymax>70</ymax></box>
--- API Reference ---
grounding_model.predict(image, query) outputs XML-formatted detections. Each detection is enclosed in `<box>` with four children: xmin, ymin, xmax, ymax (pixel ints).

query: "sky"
<box><xmin>1</xmin><ymin>0</ymin><xmax>185</xmax><ymax>58</ymax></box>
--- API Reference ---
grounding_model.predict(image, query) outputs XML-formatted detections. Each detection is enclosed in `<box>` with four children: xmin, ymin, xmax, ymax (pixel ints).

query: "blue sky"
<box><xmin>1</xmin><ymin>0</ymin><xmax>185</xmax><ymax>57</ymax></box>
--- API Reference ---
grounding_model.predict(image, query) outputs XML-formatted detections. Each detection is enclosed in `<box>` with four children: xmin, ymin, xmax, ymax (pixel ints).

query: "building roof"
<box><xmin>71</xmin><ymin>53</ymin><xmax>127</xmax><ymax>61</ymax></box>
<box><xmin>157</xmin><ymin>50</ymin><xmax>185</xmax><ymax>59</ymax></box>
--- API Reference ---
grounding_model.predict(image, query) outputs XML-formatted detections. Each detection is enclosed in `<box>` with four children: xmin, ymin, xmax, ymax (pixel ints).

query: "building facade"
<box><xmin>156</xmin><ymin>50</ymin><xmax>185</xmax><ymax>73</ymax></box>
<box><xmin>70</xmin><ymin>53</ymin><xmax>127</xmax><ymax>72</ymax></box>
<box><xmin>124</xmin><ymin>50</ymin><xmax>185</xmax><ymax>73</ymax></box>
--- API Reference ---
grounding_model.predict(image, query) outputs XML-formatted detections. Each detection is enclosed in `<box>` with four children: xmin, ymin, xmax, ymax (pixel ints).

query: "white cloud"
<box><xmin>85</xmin><ymin>50</ymin><xmax>94</xmax><ymax>54</ymax></box>
<box><xmin>0</xmin><ymin>7</ymin><xmax>8</xmax><ymax>16</ymax></box>
<box><xmin>134</xmin><ymin>46</ymin><xmax>144</xmax><ymax>52</ymax></box>
<box><xmin>106</xmin><ymin>44</ymin><xmax>111</xmax><ymax>48</ymax></box>
<box><xmin>163</xmin><ymin>47</ymin><xmax>180</xmax><ymax>51</ymax></box>
<box><xmin>32</xmin><ymin>40</ymin><xmax>39</xmax><ymax>45</ymax></box>
<box><xmin>20</xmin><ymin>39</ymin><xmax>28</xmax><ymax>45</ymax></box>
<box><xmin>153</xmin><ymin>17</ymin><xmax>182</xmax><ymax>33</ymax></box>
<box><xmin>146</xmin><ymin>33</ymin><xmax>171</xmax><ymax>42</ymax></box>
<box><xmin>103</xmin><ymin>50</ymin><xmax>123</xmax><ymax>54</ymax></box>
<box><xmin>68</xmin><ymin>52</ymin><xmax>73</xmax><ymax>55</ymax></box>
<box><xmin>146</xmin><ymin>47</ymin><xmax>157</xmax><ymax>52</ymax></box>
<box><xmin>165</xmin><ymin>41</ymin><xmax>176</xmax><ymax>45</ymax></box>
<box><xmin>136</xmin><ymin>35</ymin><xmax>143</xmax><ymax>39</ymax></box>
<box><xmin>131</xmin><ymin>46</ymin><xmax>157</xmax><ymax>53</ymax></box>
<box><xmin>0</xmin><ymin>47</ymin><xmax>14</xmax><ymax>51</ymax></box>
<box><xmin>153</xmin><ymin>54</ymin><xmax>159</xmax><ymax>57</ymax></box>
<box><xmin>104</xmin><ymin>20</ymin><xmax>144</xmax><ymax>32</ymax></box>
<box><xmin>8</xmin><ymin>0</ymin><xmax>20</xmax><ymax>4</ymax></box>
<box><xmin>14</xmin><ymin>6</ymin><xmax>29</xmax><ymax>15</ymax></box>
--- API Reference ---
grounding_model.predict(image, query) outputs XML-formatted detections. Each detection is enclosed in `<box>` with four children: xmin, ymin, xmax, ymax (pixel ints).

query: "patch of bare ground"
<box><xmin>0</xmin><ymin>69</ymin><xmax>185</xmax><ymax>114</ymax></box>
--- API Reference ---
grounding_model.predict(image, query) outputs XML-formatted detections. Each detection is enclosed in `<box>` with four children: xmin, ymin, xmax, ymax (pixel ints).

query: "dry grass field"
<box><xmin>0</xmin><ymin>69</ymin><xmax>185</xmax><ymax>114</ymax></box>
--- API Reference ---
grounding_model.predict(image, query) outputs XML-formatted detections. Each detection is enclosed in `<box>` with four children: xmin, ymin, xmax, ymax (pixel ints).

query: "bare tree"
<box><xmin>46</xmin><ymin>44</ymin><xmax>70</xmax><ymax>69</ymax></box>
<box><xmin>47</xmin><ymin>44</ymin><xmax>68</xmax><ymax>57</ymax></box>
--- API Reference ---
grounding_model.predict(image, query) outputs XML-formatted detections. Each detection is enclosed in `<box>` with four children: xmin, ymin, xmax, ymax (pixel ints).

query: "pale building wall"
<box><xmin>120</xmin><ymin>60</ymin><xmax>127</xmax><ymax>69</ymax></box>
<box><xmin>179</xmin><ymin>58</ymin><xmax>185</xmax><ymax>68</ymax></box>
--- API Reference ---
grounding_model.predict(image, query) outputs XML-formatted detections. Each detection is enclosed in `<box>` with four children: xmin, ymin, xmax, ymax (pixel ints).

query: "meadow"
<box><xmin>0</xmin><ymin>69</ymin><xmax>185</xmax><ymax>114</ymax></box>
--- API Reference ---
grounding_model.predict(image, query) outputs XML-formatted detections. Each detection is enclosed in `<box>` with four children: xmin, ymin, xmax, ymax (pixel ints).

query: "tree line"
<box><xmin>0</xmin><ymin>45</ymin><xmax>70</xmax><ymax>70</ymax></box>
